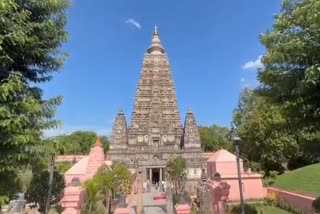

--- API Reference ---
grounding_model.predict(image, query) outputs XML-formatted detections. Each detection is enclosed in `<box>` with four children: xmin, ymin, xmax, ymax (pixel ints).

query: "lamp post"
<box><xmin>231</xmin><ymin>127</ymin><xmax>245</xmax><ymax>214</ymax></box>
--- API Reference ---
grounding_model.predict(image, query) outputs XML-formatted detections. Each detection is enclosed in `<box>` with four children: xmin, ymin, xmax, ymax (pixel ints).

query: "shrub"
<box><xmin>264</xmin><ymin>192</ymin><xmax>277</xmax><ymax>206</ymax></box>
<box><xmin>269</xmin><ymin>170</ymin><xmax>278</xmax><ymax>180</ymax></box>
<box><xmin>312</xmin><ymin>197</ymin><xmax>320</xmax><ymax>212</ymax></box>
<box><xmin>276</xmin><ymin>200</ymin><xmax>301</xmax><ymax>214</ymax></box>
<box><xmin>229</xmin><ymin>203</ymin><xmax>258</xmax><ymax>214</ymax></box>
<box><xmin>56</xmin><ymin>162</ymin><xmax>72</xmax><ymax>174</ymax></box>
<box><xmin>263</xmin><ymin>170</ymin><xmax>279</xmax><ymax>186</ymax></box>
<box><xmin>259</xmin><ymin>171</ymin><xmax>265</xmax><ymax>177</ymax></box>
<box><xmin>249</xmin><ymin>162</ymin><xmax>262</xmax><ymax>172</ymax></box>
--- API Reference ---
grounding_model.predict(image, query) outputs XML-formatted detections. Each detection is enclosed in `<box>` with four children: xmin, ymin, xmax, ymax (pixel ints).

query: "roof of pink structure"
<box><xmin>65</xmin><ymin>156</ymin><xmax>89</xmax><ymax>175</ymax></box>
<box><xmin>207</xmin><ymin>149</ymin><xmax>240</xmax><ymax>162</ymax></box>
<box><xmin>202</xmin><ymin>152</ymin><xmax>215</xmax><ymax>160</ymax></box>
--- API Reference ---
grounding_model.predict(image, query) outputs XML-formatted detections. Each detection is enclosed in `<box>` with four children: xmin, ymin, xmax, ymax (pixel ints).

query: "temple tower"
<box><xmin>183</xmin><ymin>108</ymin><xmax>201</xmax><ymax>149</ymax></box>
<box><xmin>110</xmin><ymin>108</ymin><xmax>128</xmax><ymax>150</ymax></box>
<box><xmin>109</xmin><ymin>27</ymin><xmax>204</xmax><ymax>190</ymax></box>
<box><xmin>128</xmin><ymin>26</ymin><xmax>182</xmax><ymax>149</ymax></box>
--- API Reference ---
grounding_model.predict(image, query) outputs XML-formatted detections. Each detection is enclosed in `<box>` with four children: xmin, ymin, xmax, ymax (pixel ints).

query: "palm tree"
<box><xmin>82</xmin><ymin>180</ymin><xmax>104</xmax><ymax>214</ymax></box>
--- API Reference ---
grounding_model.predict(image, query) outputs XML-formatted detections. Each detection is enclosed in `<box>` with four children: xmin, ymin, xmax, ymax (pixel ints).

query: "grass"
<box><xmin>272</xmin><ymin>163</ymin><xmax>320</xmax><ymax>197</ymax></box>
<box><xmin>258</xmin><ymin>206</ymin><xmax>292</xmax><ymax>214</ymax></box>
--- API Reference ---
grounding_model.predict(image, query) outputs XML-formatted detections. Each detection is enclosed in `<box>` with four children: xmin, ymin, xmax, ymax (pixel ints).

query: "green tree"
<box><xmin>258</xmin><ymin>0</ymin><xmax>320</xmax><ymax>132</ymax></box>
<box><xmin>92</xmin><ymin>167</ymin><xmax>114</xmax><ymax>214</ymax></box>
<box><xmin>198</xmin><ymin>125</ymin><xmax>232</xmax><ymax>151</ymax></box>
<box><xmin>166</xmin><ymin>155</ymin><xmax>187</xmax><ymax>194</ymax></box>
<box><xmin>0</xmin><ymin>0</ymin><xmax>70</xmax><ymax>205</ymax></box>
<box><xmin>82</xmin><ymin>164</ymin><xmax>132</xmax><ymax>214</ymax></box>
<box><xmin>56</xmin><ymin>162</ymin><xmax>72</xmax><ymax>174</ymax></box>
<box><xmin>41</xmin><ymin>138</ymin><xmax>73</xmax><ymax>214</ymax></box>
<box><xmin>54</xmin><ymin>131</ymin><xmax>109</xmax><ymax>155</ymax></box>
<box><xmin>26</xmin><ymin>170</ymin><xmax>65</xmax><ymax>213</ymax></box>
<box><xmin>112</xmin><ymin>164</ymin><xmax>132</xmax><ymax>196</ymax></box>
<box><xmin>82</xmin><ymin>179</ymin><xmax>105</xmax><ymax>214</ymax></box>
<box><xmin>256</xmin><ymin>0</ymin><xmax>320</xmax><ymax>168</ymax></box>
<box><xmin>233</xmin><ymin>89</ymin><xmax>298</xmax><ymax>173</ymax></box>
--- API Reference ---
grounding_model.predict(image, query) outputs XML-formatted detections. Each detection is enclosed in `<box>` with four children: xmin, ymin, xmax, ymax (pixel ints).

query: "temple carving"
<box><xmin>109</xmin><ymin>27</ymin><xmax>204</xmax><ymax>187</ymax></box>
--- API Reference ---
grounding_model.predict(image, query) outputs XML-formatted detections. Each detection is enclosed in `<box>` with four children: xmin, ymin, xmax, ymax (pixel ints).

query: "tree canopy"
<box><xmin>82</xmin><ymin>164</ymin><xmax>132</xmax><ymax>214</ymax></box>
<box><xmin>233</xmin><ymin>89</ymin><xmax>298</xmax><ymax>173</ymax></box>
<box><xmin>232</xmin><ymin>0</ymin><xmax>320</xmax><ymax>173</ymax></box>
<box><xmin>166</xmin><ymin>155</ymin><xmax>187</xmax><ymax>194</ymax></box>
<box><xmin>257</xmin><ymin>0</ymin><xmax>320</xmax><ymax>131</ymax></box>
<box><xmin>198</xmin><ymin>125</ymin><xmax>232</xmax><ymax>152</ymax></box>
<box><xmin>26</xmin><ymin>169</ymin><xmax>65</xmax><ymax>213</ymax></box>
<box><xmin>0</xmin><ymin>0</ymin><xmax>70</xmax><ymax>205</ymax></box>
<box><xmin>53</xmin><ymin>131</ymin><xmax>109</xmax><ymax>155</ymax></box>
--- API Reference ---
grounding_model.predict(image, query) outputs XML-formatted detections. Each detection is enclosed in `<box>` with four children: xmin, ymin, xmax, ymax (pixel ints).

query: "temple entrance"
<box><xmin>146</xmin><ymin>167</ymin><xmax>165</xmax><ymax>184</ymax></box>
<box><xmin>152</xmin><ymin>168</ymin><xmax>160</xmax><ymax>184</ymax></box>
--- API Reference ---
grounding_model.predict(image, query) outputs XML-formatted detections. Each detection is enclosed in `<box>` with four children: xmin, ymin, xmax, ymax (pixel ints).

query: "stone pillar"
<box><xmin>136</xmin><ymin>169</ymin><xmax>143</xmax><ymax>214</ymax></box>
<box><xmin>160</xmin><ymin>168</ymin><xmax>162</xmax><ymax>182</ymax></box>
<box><xmin>166</xmin><ymin>185</ymin><xmax>174</xmax><ymax>214</ymax></box>
<box><xmin>149</xmin><ymin>168</ymin><xmax>152</xmax><ymax>183</ymax></box>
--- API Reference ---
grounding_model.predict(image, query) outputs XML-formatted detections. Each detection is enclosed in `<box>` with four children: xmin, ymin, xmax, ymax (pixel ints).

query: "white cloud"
<box><xmin>240</xmin><ymin>77</ymin><xmax>246</xmax><ymax>83</ymax></box>
<box><xmin>242</xmin><ymin>55</ymin><xmax>264</xmax><ymax>70</ymax></box>
<box><xmin>125</xmin><ymin>18</ymin><xmax>141</xmax><ymax>29</ymax></box>
<box><xmin>43</xmin><ymin>124</ymin><xmax>112</xmax><ymax>138</ymax></box>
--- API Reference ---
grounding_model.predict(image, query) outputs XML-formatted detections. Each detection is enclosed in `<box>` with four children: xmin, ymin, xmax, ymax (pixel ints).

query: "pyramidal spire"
<box><xmin>118</xmin><ymin>107</ymin><xmax>124</xmax><ymax>115</ymax></box>
<box><xmin>147</xmin><ymin>26</ymin><xmax>165</xmax><ymax>54</ymax></box>
<box><xmin>154</xmin><ymin>25</ymin><xmax>158</xmax><ymax>35</ymax></box>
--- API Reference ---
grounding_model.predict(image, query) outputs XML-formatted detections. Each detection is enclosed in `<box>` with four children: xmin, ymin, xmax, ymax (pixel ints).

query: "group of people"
<box><xmin>143</xmin><ymin>179</ymin><xmax>166</xmax><ymax>192</ymax></box>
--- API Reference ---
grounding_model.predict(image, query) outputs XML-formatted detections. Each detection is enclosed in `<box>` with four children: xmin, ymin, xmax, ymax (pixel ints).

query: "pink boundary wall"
<box><xmin>55</xmin><ymin>155</ymin><xmax>85</xmax><ymax>163</ymax></box>
<box><xmin>267</xmin><ymin>187</ymin><xmax>316</xmax><ymax>213</ymax></box>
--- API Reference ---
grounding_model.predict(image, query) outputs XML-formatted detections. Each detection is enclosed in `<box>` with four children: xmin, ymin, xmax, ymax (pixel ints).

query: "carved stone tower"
<box><xmin>128</xmin><ymin>26</ymin><xmax>183</xmax><ymax>150</ymax></box>
<box><xmin>109</xmin><ymin>27</ymin><xmax>204</xmax><ymax>189</ymax></box>
<box><xmin>110</xmin><ymin>108</ymin><xmax>128</xmax><ymax>150</ymax></box>
<box><xmin>183</xmin><ymin>108</ymin><xmax>201</xmax><ymax>149</ymax></box>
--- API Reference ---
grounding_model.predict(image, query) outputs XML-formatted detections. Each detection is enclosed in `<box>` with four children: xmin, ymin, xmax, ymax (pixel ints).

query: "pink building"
<box><xmin>63</xmin><ymin>137</ymin><xmax>111</xmax><ymax>185</ymax></box>
<box><xmin>207</xmin><ymin>149</ymin><xmax>266</xmax><ymax>201</ymax></box>
<box><xmin>61</xmin><ymin>137</ymin><xmax>111</xmax><ymax>214</ymax></box>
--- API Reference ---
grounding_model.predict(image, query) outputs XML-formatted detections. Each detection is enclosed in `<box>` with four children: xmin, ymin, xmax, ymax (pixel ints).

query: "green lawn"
<box><xmin>258</xmin><ymin>206</ymin><xmax>292</xmax><ymax>214</ymax></box>
<box><xmin>273</xmin><ymin>163</ymin><xmax>320</xmax><ymax>197</ymax></box>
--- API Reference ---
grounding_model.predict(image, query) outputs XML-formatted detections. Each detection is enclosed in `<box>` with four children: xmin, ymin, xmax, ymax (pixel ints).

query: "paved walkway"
<box><xmin>129</xmin><ymin>187</ymin><xmax>167</xmax><ymax>214</ymax></box>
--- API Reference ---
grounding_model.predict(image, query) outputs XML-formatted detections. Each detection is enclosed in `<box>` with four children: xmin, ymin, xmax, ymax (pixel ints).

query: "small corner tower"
<box><xmin>110</xmin><ymin>108</ymin><xmax>128</xmax><ymax>150</ymax></box>
<box><xmin>183</xmin><ymin>108</ymin><xmax>201</xmax><ymax>149</ymax></box>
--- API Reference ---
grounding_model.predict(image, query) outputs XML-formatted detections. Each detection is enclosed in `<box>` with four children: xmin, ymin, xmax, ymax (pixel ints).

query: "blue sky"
<box><xmin>43</xmin><ymin>0</ymin><xmax>280</xmax><ymax>137</ymax></box>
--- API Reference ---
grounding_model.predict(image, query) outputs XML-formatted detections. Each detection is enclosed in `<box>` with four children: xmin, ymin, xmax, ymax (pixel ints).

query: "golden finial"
<box><xmin>95</xmin><ymin>136</ymin><xmax>102</xmax><ymax>147</ymax></box>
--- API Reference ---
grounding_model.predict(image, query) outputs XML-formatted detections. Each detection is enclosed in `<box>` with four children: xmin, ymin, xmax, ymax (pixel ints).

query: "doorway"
<box><xmin>152</xmin><ymin>168</ymin><xmax>160</xmax><ymax>184</ymax></box>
